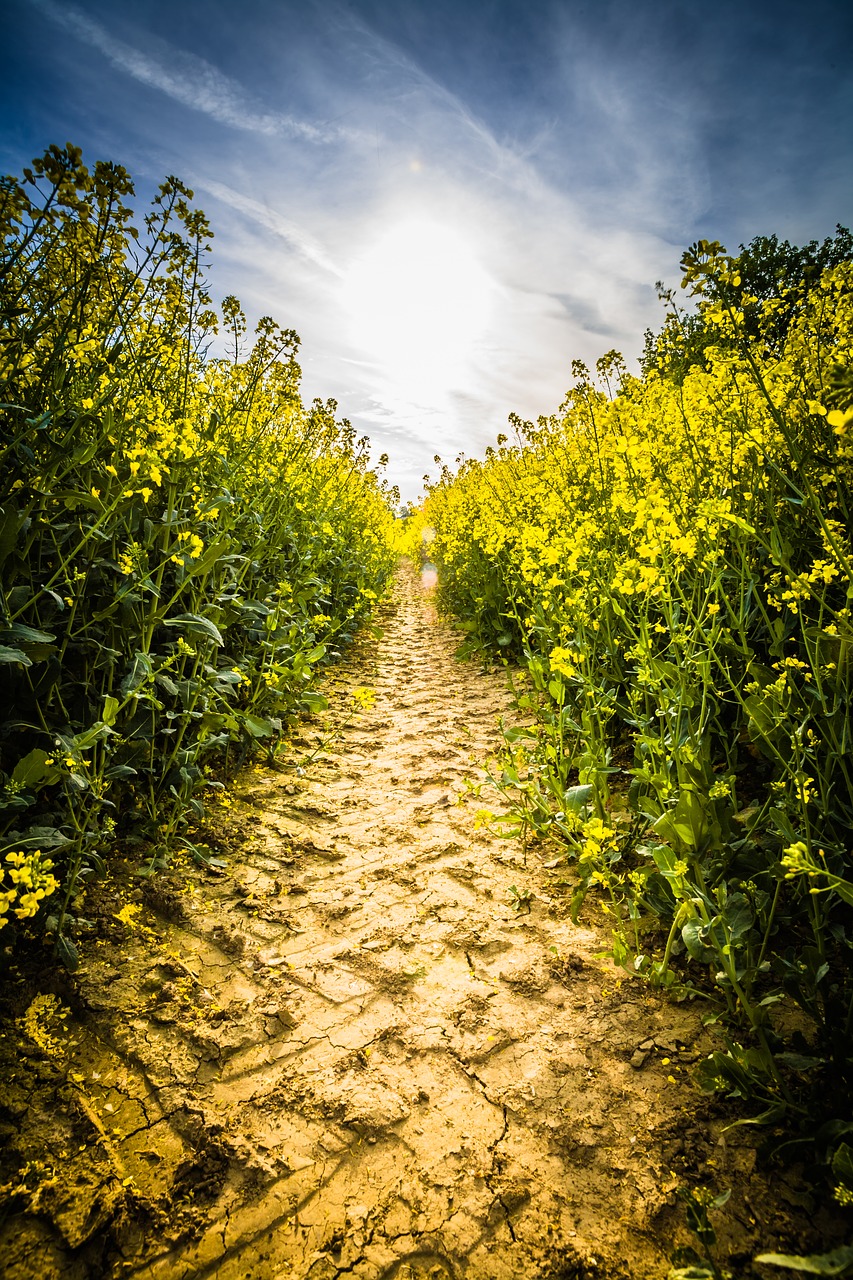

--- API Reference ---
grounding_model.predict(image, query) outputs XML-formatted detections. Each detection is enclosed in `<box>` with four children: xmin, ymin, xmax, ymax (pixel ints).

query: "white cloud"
<box><xmin>191</xmin><ymin>176</ymin><xmax>343</xmax><ymax>277</ymax></box>
<box><xmin>28</xmin><ymin>0</ymin><xmax>354</xmax><ymax>143</ymax></box>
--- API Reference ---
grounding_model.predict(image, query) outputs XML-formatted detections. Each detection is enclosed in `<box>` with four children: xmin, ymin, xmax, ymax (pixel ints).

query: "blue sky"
<box><xmin>2</xmin><ymin>0</ymin><xmax>851</xmax><ymax>499</ymax></box>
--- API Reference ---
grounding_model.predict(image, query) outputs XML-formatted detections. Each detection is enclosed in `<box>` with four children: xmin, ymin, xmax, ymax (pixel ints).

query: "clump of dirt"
<box><xmin>0</xmin><ymin>562</ymin><xmax>843</xmax><ymax>1279</ymax></box>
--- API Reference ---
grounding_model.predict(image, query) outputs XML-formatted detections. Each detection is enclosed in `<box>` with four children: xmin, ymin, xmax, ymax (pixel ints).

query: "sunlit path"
<box><xmin>1</xmin><ymin>564</ymin><xmax>820</xmax><ymax>1280</ymax></box>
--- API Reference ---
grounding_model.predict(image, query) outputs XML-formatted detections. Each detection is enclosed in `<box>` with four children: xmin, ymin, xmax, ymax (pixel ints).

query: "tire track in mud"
<box><xmin>3</xmin><ymin>563</ymin><xmax>802</xmax><ymax>1280</ymax></box>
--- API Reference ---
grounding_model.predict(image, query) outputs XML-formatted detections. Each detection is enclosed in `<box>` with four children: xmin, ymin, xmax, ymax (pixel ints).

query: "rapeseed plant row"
<box><xmin>425</xmin><ymin>237</ymin><xmax>853</xmax><ymax>1200</ymax></box>
<box><xmin>0</xmin><ymin>145</ymin><xmax>395</xmax><ymax>969</ymax></box>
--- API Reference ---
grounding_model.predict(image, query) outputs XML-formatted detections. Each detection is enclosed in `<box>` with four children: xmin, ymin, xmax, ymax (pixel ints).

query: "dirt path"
<box><xmin>1</xmin><ymin>564</ymin><xmax>824</xmax><ymax>1280</ymax></box>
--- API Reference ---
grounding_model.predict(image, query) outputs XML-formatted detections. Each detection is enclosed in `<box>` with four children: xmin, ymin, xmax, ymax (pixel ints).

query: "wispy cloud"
<box><xmin>334</xmin><ymin>6</ymin><xmax>561</xmax><ymax>200</ymax></box>
<box><xmin>28</xmin><ymin>0</ymin><xmax>353</xmax><ymax>143</ymax></box>
<box><xmin>192</xmin><ymin>176</ymin><xmax>343</xmax><ymax>277</ymax></box>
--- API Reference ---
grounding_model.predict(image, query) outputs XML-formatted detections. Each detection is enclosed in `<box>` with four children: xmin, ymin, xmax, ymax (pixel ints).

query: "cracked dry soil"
<box><xmin>0</xmin><ymin>563</ymin><xmax>828</xmax><ymax>1280</ymax></box>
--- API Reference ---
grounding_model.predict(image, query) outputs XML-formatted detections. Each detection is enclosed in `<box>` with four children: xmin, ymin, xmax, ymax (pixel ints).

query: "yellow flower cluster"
<box><xmin>0</xmin><ymin>850</ymin><xmax>60</xmax><ymax>929</ymax></box>
<box><xmin>427</xmin><ymin>263</ymin><xmax>853</xmax><ymax>689</ymax></box>
<box><xmin>578</xmin><ymin>816</ymin><xmax>619</xmax><ymax>869</ymax></box>
<box><xmin>549</xmin><ymin>645</ymin><xmax>577</xmax><ymax>680</ymax></box>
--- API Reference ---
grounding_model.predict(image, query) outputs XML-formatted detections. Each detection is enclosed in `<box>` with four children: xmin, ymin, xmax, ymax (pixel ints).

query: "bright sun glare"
<box><xmin>341</xmin><ymin>218</ymin><xmax>495</xmax><ymax>397</ymax></box>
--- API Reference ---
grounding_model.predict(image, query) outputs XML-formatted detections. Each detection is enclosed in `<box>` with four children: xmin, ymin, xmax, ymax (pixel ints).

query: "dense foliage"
<box><xmin>425</xmin><ymin>237</ymin><xmax>853</xmax><ymax>1200</ymax></box>
<box><xmin>641</xmin><ymin>225</ymin><xmax>853</xmax><ymax>382</ymax></box>
<box><xmin>0</xmin><ymin>145</ymin><xmax>395</xmax><ymax>967</ymax></box>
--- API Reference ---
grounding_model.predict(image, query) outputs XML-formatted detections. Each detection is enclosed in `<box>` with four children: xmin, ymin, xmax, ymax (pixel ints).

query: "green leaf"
<box><xmin>648</xmin><ymin>657</ymin><xmax>679</xmax><ymax>683</ymax></box>
<box><xmin>563</xmin><ymin>784</ymin><xmax>593</xmax><ymax>813</ymax></box>
<box><xmin>822</xmin><ymin>872</ymin><xmax>853</xmax><ymax>910</ymax></box>
<box><xmin>12</xmin><ymin>749</ymin><xmax>63</xmax><ymax>789</ymax></box>
<box><xmin>2</xmin><ymin>623</ymin><xmax>56</xmax><ymax>645</ymax></box>
<box><xmin>192</xmin><ymin>849</ymin><xmax>227</xmax><ymax>869</ymax></box>
<box><xmin>695</xmin><ymin>1050</ymin><xmax>751</xmax><ymax>1097</ymax></box>
<box><xmin>3</xmin><ymin>825</ymin><xmax>71</xmax><ymax>852</ymax></box>
<box><xmin>503</xmin><ymin>725</ymin><xmax>538</xmax><ymax>743</ymax></box>
<box><xmin>654</xmin><ymin>789</ymin><xmax>710</xmax><ymax>853</ymax></box>
<box><xmin>723</xmin><ymin>891</ymin><xmax>754</xmax><ymax>942</ymax></box>
<box><xmin>182</xmin><ymin>535</ymin><xmax>231</xmax><ymax>577</ymax></box>
<box><xmin>0</xmin><ymin>645</ymin><xmax>31</xmax><ymax>666</ymax></box>
<box><xmin>55</xmin><ymin>489</ymin><xmax>102</xmax><ymax>511</ymax></box>
<box><xmin>717</xmin><ymin>511</ymin><xmax>757</xmax><ymax>536</ymax></box>
<box><xmin>121</xmin><ymin>651</ymin><xmax>153</xmax><ymax>696</ymax></box>
<box><xmin>796</xmin><ymin>866</ymin><xmax>853</xmax><ymax>909</ymax></box>
<box><xmin>775</xmin><ymin>1052</ymin><xmax>824</xmax><ymax>1072</ymax></box>
<box><xmin>164</xmin><ymin>612</ymin><xmax>224</xmax><ymax>645</ymax></box>
<box><xmin>71</xmin><ymin>436</ymin><xmax>101</xmax><ymax>465</ymax></box>
<box><xmin>650</xmin><ymin>843</ymin><xmax>680</xmax><ymax>877</ymax></box>
<box><xmin>653</xmin><ymin>811</ymin><xmax>694</xmax><ymax>850</ymax></box>
<box><xmin>682</xmin><ymin>919</ymin><xmax>717</xmax><ymax>965</ymax></box>
<box><xmin>301</xmin><ymin>690</ymin><xmax>329</xmax><ymax>713</ymax></box>
<box><xmin>105</xmin><ymin>764</ymin><xmax>138</xmax><ymax>779</ymax></box>
<box><xmin>241</xmin><ymin>714</ymin><xmax>274</xmax><ymax>738</ymax></box>
<box><xmin>754</xmin><ymin>1246</ymin><xmax>853</xmax><ymax>1275</ymax></box>
<box><xmin>744</xmin><ymin>693</ymin><xmax>785</xmax><ymax>744</ymax></box>
<box><xmin>102</xmin><ymin>695</ymin><xmax>120</xmax><ymax>726</ymax></box>
<box><xmin>832</xmin><ymin>1142</ymin><xmax>853</xmax><ymax>1187</ymax></box>
<box><xmin>55</xmin><ymin>934</ymin><xmax>80</xmax><ymax>972</ymax></box>
<box><xmin>570</xmin><ymin>883</ymin><xmax>588</xmax><ymax>923</ymax></box>
<box><xmin>72</xmin><ymin>721</ymin><xmax>114</xmax><ymax>750</ymax></box>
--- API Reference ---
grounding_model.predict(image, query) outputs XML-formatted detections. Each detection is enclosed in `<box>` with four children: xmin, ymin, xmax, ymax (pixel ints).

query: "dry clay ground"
<box><xmin>0</xmin><ymin>563</ymin><xmax>836</xmax><ymax>1280</ymax></box>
